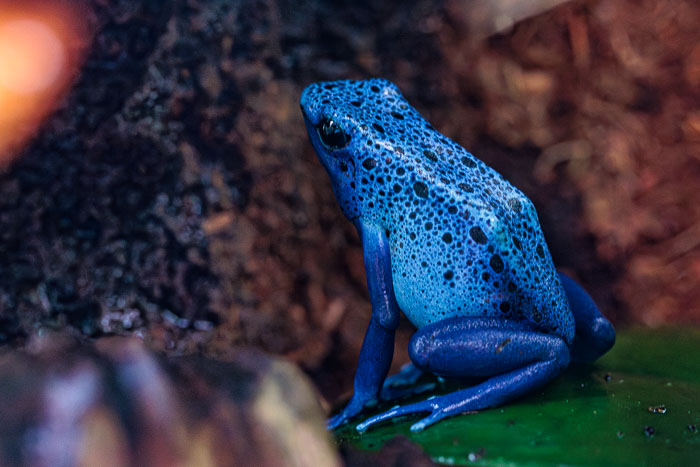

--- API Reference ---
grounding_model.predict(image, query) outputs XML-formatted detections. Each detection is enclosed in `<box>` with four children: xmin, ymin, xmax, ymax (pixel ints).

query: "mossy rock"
<box><xmin>334</xmin><ymin>328</ymin><xmax>700</xmax><ymax>465</ymax></box>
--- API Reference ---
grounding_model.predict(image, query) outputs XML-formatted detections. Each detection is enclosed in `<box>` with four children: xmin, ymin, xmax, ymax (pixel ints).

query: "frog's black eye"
<box><xmin>316</xmin><ymin>118</ymin><xmax>350</xmax><ymax>151</ymax></box>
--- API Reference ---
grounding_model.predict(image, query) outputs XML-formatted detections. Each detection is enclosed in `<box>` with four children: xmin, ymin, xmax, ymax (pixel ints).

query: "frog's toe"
<box><xmin>409</xmin><ymin>410</ymin><xmax>450</xmax><ymax>432</ymax></box>
<box><xmin>356</xmin><ymin>399</ymin><xmax>437</xmax><ymax>432</ymax></box>
<box><xmin>328</xmin><ymin>393</ymin><xmax>380</xmax><ymax>430</ymax></box>
<box><xmin>327</xmin><ymin>412</ymin><xmax>348</xmax><ymax>430</ymax></box>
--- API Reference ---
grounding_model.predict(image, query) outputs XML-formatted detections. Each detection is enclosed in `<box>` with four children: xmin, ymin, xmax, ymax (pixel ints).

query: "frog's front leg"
<box><xmin>327</xmin><ymin>219</ymin><xmax>400</xmax><ymax>430</ymax></box>
<box><xmin>357</xmin><ymin>317</ymin><xmax>570</xmax><ymax>432</ymax></box>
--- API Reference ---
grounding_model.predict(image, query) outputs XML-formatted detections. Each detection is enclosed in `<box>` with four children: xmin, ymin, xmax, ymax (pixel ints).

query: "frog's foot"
<box><xmin>357</xmin><ymin>396</ymin><xmax>445</xmax><ymax>432</ymax></box>
<box><xmin>380</xmin><ymin>363</ymin><xmax>436</xmax><ymax>401</ymax></box>
<box><xmin>358</xmin><ymin>317</ymin><xmax>570</xmax><ymax>432</ymax></box>
<box><xmin>383</xmin><ymin>362</ymin><xmax>424</xmax><ymax>388</ymax></box>
<box><xmin>328</xmin><ymin>393</ymin><xmax>379</xmax><ymax>430</ymax></box>
<box><xmin>327</xmin><ymin>411</ymin><xmax>352</xmax><ymax>430</ymax></box>
<box><xmin>559</xmin><ymin>272</ymin><xmax>616</xmax><ymax>362</ymax></box>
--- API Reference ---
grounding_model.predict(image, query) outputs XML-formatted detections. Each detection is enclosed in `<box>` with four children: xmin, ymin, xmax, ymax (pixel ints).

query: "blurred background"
<box><xmin>0</xmin><ymin>0</ymin><xmax>698</xmax><ymax>462</ymax></box>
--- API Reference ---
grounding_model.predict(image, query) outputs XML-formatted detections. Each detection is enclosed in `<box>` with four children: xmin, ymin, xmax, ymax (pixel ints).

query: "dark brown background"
<box><xmin>0</xmin><ymin>0</ymin><xmax>698</xmax><ymax>407</ymax></box>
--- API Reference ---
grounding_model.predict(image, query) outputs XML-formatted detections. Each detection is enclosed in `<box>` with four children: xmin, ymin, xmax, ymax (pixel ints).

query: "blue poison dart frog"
<box><xmin>300</xmin><ymin>78</ymin><xmax>615</xmax><ymax>433</ymax></box>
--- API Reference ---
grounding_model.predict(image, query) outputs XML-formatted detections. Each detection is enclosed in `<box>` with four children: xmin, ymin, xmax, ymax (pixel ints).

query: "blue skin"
<box><xmin>300</xmin><ymin>78</ymin><xmax>615</xmax><ymax>432</ymax></box>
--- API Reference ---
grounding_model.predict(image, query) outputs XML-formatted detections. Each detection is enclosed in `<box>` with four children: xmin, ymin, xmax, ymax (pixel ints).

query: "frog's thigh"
<box><xmin>408</xmin><ymin>316</ymin><xmax>570</xmax><ymax>383</ymax></box>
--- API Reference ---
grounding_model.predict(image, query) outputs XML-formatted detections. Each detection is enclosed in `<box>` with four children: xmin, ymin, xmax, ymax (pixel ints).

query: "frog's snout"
<box><xmin>299</xmin><ymin>83</ymin><xmax>324</xmax><ymax>125</ymax></box>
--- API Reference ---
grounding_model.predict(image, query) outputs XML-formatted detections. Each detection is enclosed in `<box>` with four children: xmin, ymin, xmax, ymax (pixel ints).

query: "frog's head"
<box><xmin>300</xmin><ymin>78</ymin><xmax>412</xmax><ymax>221</ymax></box>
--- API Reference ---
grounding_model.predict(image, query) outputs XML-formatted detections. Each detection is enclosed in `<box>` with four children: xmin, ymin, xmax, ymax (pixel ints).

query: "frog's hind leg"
<box><xmin>558</xmin><ymin>272</ymin><xmax>615</xmax><ymax>362</ymax></box>
<box><xmin>356</xmin><ymin>317</ymin><xmax>570</xmax><ymax>433</ymax></box>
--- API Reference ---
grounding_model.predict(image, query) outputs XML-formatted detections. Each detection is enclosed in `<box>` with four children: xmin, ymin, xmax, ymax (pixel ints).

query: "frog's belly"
<box><xmin>392</xmin><ymin>266</ymin><xmax>506</xmax><ymax>329</ymax></box>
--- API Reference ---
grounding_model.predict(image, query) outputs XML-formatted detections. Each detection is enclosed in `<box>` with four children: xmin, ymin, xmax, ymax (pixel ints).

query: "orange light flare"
<box><xmin>0</xmin><ymin>0</ymin><xmax>93</xmax><ymax>166</ymax></box>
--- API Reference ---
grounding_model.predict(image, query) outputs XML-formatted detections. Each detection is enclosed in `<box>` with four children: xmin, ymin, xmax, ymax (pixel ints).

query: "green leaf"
<box><xmin>334</xmin><ymin>328</ymin><xmax>700</xmax><ymax>465</ymax></box>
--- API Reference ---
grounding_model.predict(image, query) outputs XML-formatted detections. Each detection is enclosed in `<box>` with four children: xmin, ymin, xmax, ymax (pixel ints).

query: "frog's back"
<box><xmin>301</xmin><ymin>79</ymin><xmax>574</xmax><ymax>344</ymax></box>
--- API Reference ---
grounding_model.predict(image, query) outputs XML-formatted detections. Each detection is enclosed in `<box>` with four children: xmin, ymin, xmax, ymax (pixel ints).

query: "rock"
<box><xmin>0</xmin><ymin>334</ymin><xmax>339</xmax><ymax>467</ymax></box>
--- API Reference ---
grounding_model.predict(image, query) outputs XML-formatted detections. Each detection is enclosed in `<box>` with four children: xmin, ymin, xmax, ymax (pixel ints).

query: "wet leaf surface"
<box><xmin>335</xmin><ymin>328</ymin><xmax>700</xmax><ymax>466</ymax></box>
